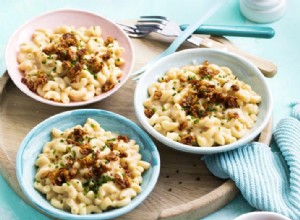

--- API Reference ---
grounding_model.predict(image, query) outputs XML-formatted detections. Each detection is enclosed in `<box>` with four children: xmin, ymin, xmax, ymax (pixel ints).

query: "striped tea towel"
<box><xmin>203</xmin><ymin>104</ymin><xmax>300</xmax><ymax>220</ymax></box>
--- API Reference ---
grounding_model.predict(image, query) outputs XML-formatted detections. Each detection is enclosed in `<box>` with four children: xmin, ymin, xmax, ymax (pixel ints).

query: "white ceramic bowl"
<box><xmin>5</xmin><ymin>9</ymin><xmax>134</xmax><ymax>107</ymax></box>
<box><xmin>234</xmin><ymin>211</ymin><xmax>291</xmax><ymax>220</ymax></box>
<box><xmin>134</xmin><ymin>48</ymin><xmax>272</xmax><ymax>154</ymax></box>
<box><xmin>16</xmin><ymin>109</ymin><xmax>160</xmax><ymax>220</ymax></box>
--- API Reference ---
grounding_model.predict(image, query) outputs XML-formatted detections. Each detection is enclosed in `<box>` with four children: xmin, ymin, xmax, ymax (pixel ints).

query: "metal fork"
<box><xmin>119</xmin><ymin>16</ymin><xmax>275</xmax><ymax>39</ymax></box>
<box><xmin>122</xmin><ymin>16</ymin><xmax>202</xmax><ymax>46</ymax></box>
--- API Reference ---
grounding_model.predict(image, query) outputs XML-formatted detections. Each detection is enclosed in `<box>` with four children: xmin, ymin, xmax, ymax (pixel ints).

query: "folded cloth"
<box><xmin>203</xmin><ymin>111</ymin><xmax>300</xmax><ymax>219</ymax></box>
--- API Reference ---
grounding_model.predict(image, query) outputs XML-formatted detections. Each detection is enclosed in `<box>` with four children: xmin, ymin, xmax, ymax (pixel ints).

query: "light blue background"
<box><xmin>0</xmin><ymin>0</ymin><xmax>297</xmax><ymax>219</ymax></box>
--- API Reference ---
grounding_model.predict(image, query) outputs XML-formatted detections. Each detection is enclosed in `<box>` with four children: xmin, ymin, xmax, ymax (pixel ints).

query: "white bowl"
<box><xmin>5</xmin><ymin>9</ymin><xmax>134</xmax><ymax>107</ymax></box>
<box><xmin>134</xmin><ymin>48</ymin><xmax>272</xmax><ymax>154</ymax></box>
<box><xmin>16</xmin><ymin>109</ymin><xmax>160</xmax><ymax>219</ymax></box>
<box><xmin>234</xmin><ymin>211</ymin><xmax>291</xmax><ymax>220</ymax></box>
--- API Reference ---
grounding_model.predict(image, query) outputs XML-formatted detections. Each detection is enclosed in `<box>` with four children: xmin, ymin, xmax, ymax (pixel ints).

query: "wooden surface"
<box><xmin>0</xmin><ymin>36</ymin><xmax>273</xmax><ymax>220</ymax></box>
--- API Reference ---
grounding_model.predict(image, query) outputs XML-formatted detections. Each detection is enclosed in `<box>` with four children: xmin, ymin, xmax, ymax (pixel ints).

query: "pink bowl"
<box><xmin>5</xmin><ymin>9</ymin><xmax>134</xmax><ymax>107</ymax></box>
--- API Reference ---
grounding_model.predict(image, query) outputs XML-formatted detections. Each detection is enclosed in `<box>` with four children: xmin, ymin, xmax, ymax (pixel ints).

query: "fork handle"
<box><xmin>199</xmin><ymin>37</ymin><xmax>277</xmax><ymax>77</ymax></box>
<box><xmin>180</xmin><ymin>24</ymin><xmax>275</xmax><ymax>38</ymax></box>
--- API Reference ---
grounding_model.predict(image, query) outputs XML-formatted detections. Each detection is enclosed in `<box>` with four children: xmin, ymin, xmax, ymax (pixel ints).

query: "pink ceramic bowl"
<box><xmin>5</xmin><ymin>9</ymin><xmax>134</xmax><ymax>107</ymax></box>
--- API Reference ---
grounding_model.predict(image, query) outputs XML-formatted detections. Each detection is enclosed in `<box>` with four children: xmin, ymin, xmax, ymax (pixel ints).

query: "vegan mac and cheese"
<box><xmin>18</xmin><ymin>26</ymin><xmax>125</xmax><ymax>103</ymax></box>
<box><xmin>143</xmin><ymin>61</ymin><xmax>261</xmax><ymax>147</ymax></box>
<box><xmin>34</xmin><ymin>118</ymin><xmax>150</xmax><ymax>214</ymax></box>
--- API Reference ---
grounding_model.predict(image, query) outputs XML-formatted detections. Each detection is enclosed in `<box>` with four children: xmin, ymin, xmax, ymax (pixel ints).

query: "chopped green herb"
<box><xmin>97</xmin><ymin>175</ymin><xmax>113</xmax><ymax>186</ymax></box>
<box><xmin>107</xmin><ymin>138</ymin><xmax>116</xmax><ymax>142</ymax></box>
<box><xmin>187</xmin><ymin>75</ymin><xmax>196</xmax><ymax>81</ymax></box>
<box><xmin>83</xmin><ymin>187</ymin><xmax>89</xmax><ymax>195</ymax></box>
<box><xmin>193</xmin><ymin>118</ymin><xmax>200</xmax><ymax>124</ymax></box>
<box><xmin>86</xmin><ymin>136</ymin><xmax>94</xmax><ymax>142</ymax></box>
<box><xmin>71</xmin><ymin>60</ymin><xmax>77</xmax><ymax>67</ymax></box>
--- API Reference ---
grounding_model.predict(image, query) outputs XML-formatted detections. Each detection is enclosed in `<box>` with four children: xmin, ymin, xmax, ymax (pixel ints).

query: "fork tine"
<box><xmin>117</xmin><ymin>23</ymin><xmax>137</xmax><ymax>32</ymax></box>
<box><xmin>140</xmin><ymin>15</ymin><xmax>169</xmax><ymax>21</ymax></box>
<box><xmin>137</xmin><ymin>19</ymin><xmax>168</xmax><ymax>25</ymax></box>
<box><xmin>135</xmin><ymin>24</ymin><xmax>162</xmax><ymax>30</ymax></box>
<box><xmin>117</xmin><ymin>23</ymin><xmax>152</xmax><ymax>38</ymax></box>
<box><xmin>126</xmin><ymin>32</ymin><xmax>147</xmax><ymax>38</ymax></box>
<box><xmin>117</xmin><ymin>23</ymin><xmax>133</xmax><ymax>29</ymax></box>
<box><xmin>122</xmin><ymin>29</ymin><xmax>149</xmax><ymax>38</ymax></box>
<box><xmin>132</xmin><ymin>74</ymin><xmax>141</xmax><ymax>81</ymax></box>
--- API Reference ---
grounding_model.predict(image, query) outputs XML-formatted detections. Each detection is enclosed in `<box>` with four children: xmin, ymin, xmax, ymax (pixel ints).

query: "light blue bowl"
<box><xmin>16</xmin><ymin>109</ymin><xmax>160</xmax><ymax>220</ymax></box>
<box><xmin>134</xmin><ymin>48</ymin><xmax>272</xmax><ymax>154</ymax></box>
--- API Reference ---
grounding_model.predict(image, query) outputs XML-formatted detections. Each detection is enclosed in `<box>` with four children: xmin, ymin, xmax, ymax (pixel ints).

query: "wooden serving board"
<box><xmin>0</xmin><ymin>36</ymin><xmax>273</xmax><ymax>220</ymax></box>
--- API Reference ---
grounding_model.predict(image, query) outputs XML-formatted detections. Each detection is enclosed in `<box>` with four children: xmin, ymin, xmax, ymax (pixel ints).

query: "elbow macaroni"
<box><xmin>18</xmin><ymin>26</ymin><xmax>125</xmax><ymax>103</ymax></box>
<box><xmin>34</xmin><ymin>118</ymin><xmax>150</xmax><ymax>214</ymax></box>
<box><xmin>143</xmin><ymin>61</ymin><xmax>261</xmax><ymax>147</ymax></box>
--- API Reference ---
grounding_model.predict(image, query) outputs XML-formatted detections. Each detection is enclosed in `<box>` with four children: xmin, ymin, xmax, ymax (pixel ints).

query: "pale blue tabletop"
<box><xmin>0</xmin><ymin>0</ymin><xmax>298</xmax><ymax>219</ymax></box>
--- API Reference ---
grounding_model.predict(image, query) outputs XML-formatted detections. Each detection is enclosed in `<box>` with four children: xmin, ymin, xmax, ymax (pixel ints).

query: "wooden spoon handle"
<box><xmin>258</xmin><ymin>115</ymin><xmax>273</xmax><ymax>145</ymax></box>
<box><xmin>199</xmin><ymin>37</ymin><xmax>277</xmax><ymax>78</ymax></box>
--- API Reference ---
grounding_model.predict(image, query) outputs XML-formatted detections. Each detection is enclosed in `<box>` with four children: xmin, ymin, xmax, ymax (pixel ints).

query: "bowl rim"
<box><xmin>5</xmin><ymin>8</ymin><xmax>135</xmax><ymax>107</ymax></box>
<box><xmin>16</xmin><ymin>109</ymin><xmax>160</xmax><ymax>219</ymax></box>
<box><xmin>134</xmin><ymin>48</ymin><xmax>273</xmax><ymax>154</ymax></box>
<box><xmin>233</xmin><ymin>211</ymin><xmax>291</xmax><ymax>220</ymax></box>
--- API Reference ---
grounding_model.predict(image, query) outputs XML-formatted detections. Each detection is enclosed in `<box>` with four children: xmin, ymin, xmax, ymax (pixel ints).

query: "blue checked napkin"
<box><xmin>203</xmin><ymin>104</ymin><xmax>300</xmax><ymax>220</ymax></box>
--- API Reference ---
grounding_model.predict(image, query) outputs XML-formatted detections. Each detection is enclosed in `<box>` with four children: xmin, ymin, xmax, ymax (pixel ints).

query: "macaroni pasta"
<box><xmin>18</xmin><ymin>26</ymin><xmax>125</xmax><ymax>103</ymax></box>
<box><xmin>34</xmin><ymin>118</ymin><xmax>150</xmax><ymax>214</ymax></box>
<box><xmin>143</xmin><ymin>61</ymin><xmax>261</xmax><ymax>147</ymax></box>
